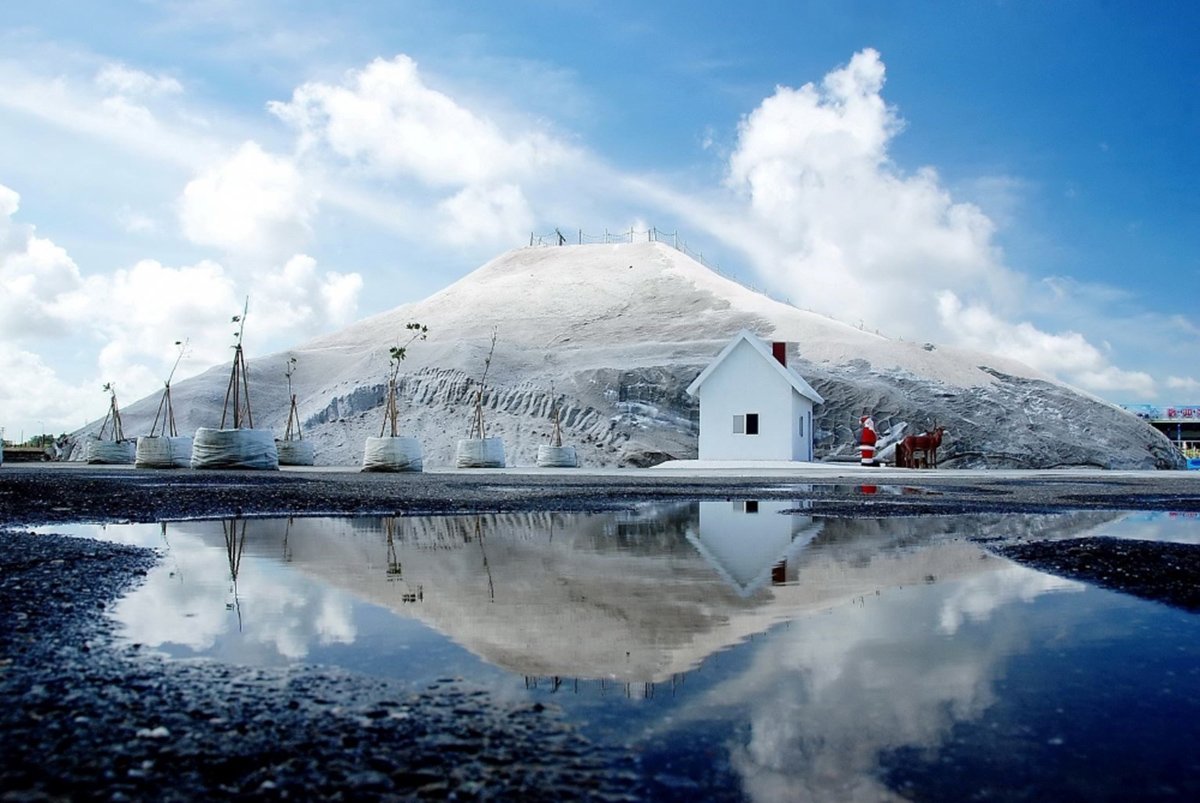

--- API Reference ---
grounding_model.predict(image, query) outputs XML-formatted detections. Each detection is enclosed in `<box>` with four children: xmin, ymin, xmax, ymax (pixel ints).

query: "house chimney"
<box><xmin>771</xmin><ymin>341</ymin><xmax>788</xmax><ymax>367</ymax></box>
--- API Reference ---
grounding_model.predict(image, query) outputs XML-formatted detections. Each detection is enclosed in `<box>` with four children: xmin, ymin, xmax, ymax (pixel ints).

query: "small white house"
<box><xmin>686</xmin><ymin>330</ymin><xmax>823</xmax><ymax>461</ymax></box>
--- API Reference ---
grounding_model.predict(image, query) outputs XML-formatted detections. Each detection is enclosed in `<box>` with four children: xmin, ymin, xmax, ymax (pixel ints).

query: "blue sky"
<box><xmin>1</xmin><ymin>1</ymin><xmax>1197</xmax><ymax>437</ymax></box>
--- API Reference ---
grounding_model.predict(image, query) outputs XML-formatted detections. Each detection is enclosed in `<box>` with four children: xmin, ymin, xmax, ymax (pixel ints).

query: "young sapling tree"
<box><xmin>98</xmin><ymin>382</ymin><xmax>126</xmax><ymax>442</ymax></box>
<box><xmin>379</xmin><ymin>322</ymin><xmax>429</xmax><ymax>437</ymax></box>
<box><xmin>467</xmin><ymin>328</ymin><xmax>499</xmax><ymax>440</ymax></box>
<box><xmin>149</xmin><ymin>339</ymin><xmax>188</xmax><ymax>438</ymax></box>
<box><xmin>221</xmin><ymin>299</ymin><xmax>255</xmax><ymax>430</ymax></box>
<box><xmin>283</xmin><ymin>356</ymin><xmax>302</xmax><ymax>441</ymax></box>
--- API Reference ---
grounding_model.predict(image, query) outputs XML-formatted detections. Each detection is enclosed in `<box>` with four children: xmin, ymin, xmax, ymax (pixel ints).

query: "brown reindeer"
<box><xmin>897</xmin><ymin>426</ymin><xmax>946</xmax><ymax>468</ymax></box>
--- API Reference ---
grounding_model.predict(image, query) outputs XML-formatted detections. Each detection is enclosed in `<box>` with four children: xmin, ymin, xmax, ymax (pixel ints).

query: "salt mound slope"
<box><xmin>104</xmin><ymin>242</ymin><xmax>1179</xmax><ymax>469</ymax></box>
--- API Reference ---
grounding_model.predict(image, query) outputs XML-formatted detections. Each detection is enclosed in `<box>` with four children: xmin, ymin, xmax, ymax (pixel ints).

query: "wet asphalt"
<box><xmin>4</xmin><ymin>464</ymin><xmax>1200</xmax><ymax>526</ymax></box>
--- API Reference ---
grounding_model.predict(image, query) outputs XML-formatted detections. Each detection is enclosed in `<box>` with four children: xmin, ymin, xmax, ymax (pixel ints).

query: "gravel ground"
<box><xmin>0</xmin><ymin>530</ymin><xmax>641</xmax><ymax>801</ymax></box>
<box><xmin>2</xmin><ymin>464</ymin><xmax>1200</xmax><ymax>526</ymax></box>
<box><xmin>996</xmin><ymin>536</ymin><xmax>1200</xmax><ymax>612</ymax></box>
<box><xmin>2</xmin><ymin>464</ymin><xmax>1199</xmax><ymax>800</ymax></box>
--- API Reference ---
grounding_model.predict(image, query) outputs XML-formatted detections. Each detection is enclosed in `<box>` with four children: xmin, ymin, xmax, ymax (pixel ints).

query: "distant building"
<box><xmin>686</xmin><ymin>330</ymin><xmax>823</xmax><ymax>461</ymax></box>
<box><xmin>1122</xmin><ymin>403</ymin><xmax>1200</xmax><ymax>467</ymax></box>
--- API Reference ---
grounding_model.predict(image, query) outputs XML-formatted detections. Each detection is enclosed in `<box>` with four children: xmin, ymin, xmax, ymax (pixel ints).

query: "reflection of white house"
<box><xmin>689</xmin><ymin>500</ymin><xmax>824</xmax><ymax>597</ymax></box>
<box><xmin>686</xmin><ymin>330</ymin><xmax>824</xmax><ymax>461</ymax></box>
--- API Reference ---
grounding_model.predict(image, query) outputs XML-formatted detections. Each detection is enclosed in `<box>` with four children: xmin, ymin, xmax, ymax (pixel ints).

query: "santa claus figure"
<box><xmin>858</xmin><ymin>415</ymin><xmax>877</xmax><ymax>466</ymax></box>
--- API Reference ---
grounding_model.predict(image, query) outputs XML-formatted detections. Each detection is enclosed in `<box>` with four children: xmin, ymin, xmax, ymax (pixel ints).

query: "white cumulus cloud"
<box><xmin>180</xmin><ymin>141</ymin><xmax>317</xmax><ymax>257</ymax></box>
<box><xmin>720</xmin><ymin>48</ymin><xmax>1154</xmax><ymax>397</ymax></box>
<box><xmin>937</xmin><ymin>291</ymin><xmax>1156</xmax><ymax>396</ymax></box>
<box><xmin>0</xmin><ymin>184</ymin><xmax>87</xmax><ymax>339</ymax></box>
<box><xmin>59</xmin><ymin>257</ymin><xmax>241</xmax><ymax>373</ymax></box>
<box><xmin>437</xmin><ymin>183</ymin><xmax>535</xmax><ymax>246</ymax></box>
<box><xmin>269</xmin><ymin>55</ymin><xmax>575</xmax><ymax>188</ymax></box>
<box><xmin>727</xmin><ymin>49</ymin><xmax>1013</xmax><ymax>328</ymax></box>
<box><xmin>57</xmin><ymin>254</ymin><xmax>363</xmax><ymax>403</ymax></box>
<box><xmin>254</xmin><ymin>254</ymin><xmax>364</xmax><ymax>334</ymax></box>
<box><xmin>267</xmin><ymin>54</ymin><xmax>585</xmax><ymax>252</ymax></box>
<box><xmin>0</xmin><ymin>343</ymin><xmax>96</xmax><ymax>436</ymax></box>
<box><xmin>95</xmin><ymin>64</ymin><xmax>183</xmax><ymax>98</ymax></box>
<box><xmin>0</xmin><ymin>182</ymin><xmax>361</xmax><ymax>433</ymax></box>
<box><xmin>1166</xmin><ymin>376</ymin><xmax>1200</xmax><ymax>393</ymax></box>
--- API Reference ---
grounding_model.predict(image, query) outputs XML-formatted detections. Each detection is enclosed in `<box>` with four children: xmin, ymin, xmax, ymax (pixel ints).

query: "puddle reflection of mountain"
<box><xmin>82</xmin><ymin>505</ymin><xmax>1200</xmax><ymax>803</ymax></box>
<box><xmin>145</xmin><ymin>504</ymin><xmax>1117</xmax><ymax>685</ymax></box>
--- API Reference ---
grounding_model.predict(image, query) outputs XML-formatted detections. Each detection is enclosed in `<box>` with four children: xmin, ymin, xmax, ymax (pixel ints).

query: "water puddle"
<box><xmin>37</xmin><ymin>503</ymin><xmax>1200</xmax><ymax>799</ymax></box>
<box><xmin>1075</xmin><ymin>509</ymin><xmax>1200</xmax><ymax>544</ymax></box>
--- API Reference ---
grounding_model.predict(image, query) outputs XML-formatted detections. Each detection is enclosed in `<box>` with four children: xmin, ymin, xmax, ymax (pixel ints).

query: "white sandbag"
<box><xmin>135</xmin><ymin>436</ymin><xmax>172</xmax><ymax>468</ymax></box>
<box><xmin>456</xmin><ymin>437</ymin><xmax>506</xmax><ymax>468</ymax></box>
<box><xmin>361</xmin><ymin>436</ymin><xmax>422</xmax><ymax>472</ymax></box>
<box><xmin>536</xmin><ymin>444</ymin><xmax>578</xmax><ymax>468</ymax></box>
<box><xmin>85</xmin><ymin>437</ymin><xmax>136</xmax><ymax>465</ymax></box>
<box><xmin>191</xmin><ymin>427</ymin><xmax>279</xmax><ymax>470</ymax></box>
<box><xmin>276</xmin><ymin>439</ymin><xmax>315</xmax><ymax>466</ymax></box>
<box><xmin>135</xmin><ymin>436</ymin><xmax>193</xmax><ymax>468</ymax></box>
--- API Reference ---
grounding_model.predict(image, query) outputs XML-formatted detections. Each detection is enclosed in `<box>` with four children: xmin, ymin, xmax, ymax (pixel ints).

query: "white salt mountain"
<box><xmin>104</xmin><ymin>242</ymin><xmax>1180</xmax><ymax>469</ymax></box>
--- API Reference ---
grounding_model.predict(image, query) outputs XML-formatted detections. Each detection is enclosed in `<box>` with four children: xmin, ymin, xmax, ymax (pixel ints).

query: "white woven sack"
<box><xmin>276</xmin><ymin>439</ymin><xmax>315</xmax><ymax>466</ymax></box>
<box><xmin>191</xmin><ymin>427</ymin><xmax>279</xmax><ymax>470</ymax></box>
<box><xmin>456</xmin><ymin>437</ymin><xmax>505</xmax><ymax>468</ymax></box>
<box><xmin>361</xmin><ymin>436</ymin><xmax>422</xmax><ymax>472</ymax></box>
<box><xmin>536</xmin><ymin>444</ymin><xmax>577</xmax><ymax>468</ymax></box>
<box><xmin>135</xmin><ymin>436</ymin><xmax>194</xmax><ymax>468</ymax></box>
<box><xmin>85</xmin><ymin>438</ymin><xmax>136</xmax><ymax>465</ymax></box>
<box><xmin>135</xmin><ymin>436</ymin><xmax>173</xmax><ymax>468</ymax></box>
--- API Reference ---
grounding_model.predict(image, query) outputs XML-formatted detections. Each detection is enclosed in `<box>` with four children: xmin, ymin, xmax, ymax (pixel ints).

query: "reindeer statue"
<box><xmin>896</xmin><ymin>425</ymin><xmax>947</xmax><ymax>469</ymax></box>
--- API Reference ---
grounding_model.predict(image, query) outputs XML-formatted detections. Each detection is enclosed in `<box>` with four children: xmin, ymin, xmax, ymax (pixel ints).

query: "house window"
<box><xmin>798</xmin><ymin>416</ymin><xmax>805</xmax><ymax>437</ymax></box>
<box><xmin>733</xmin><ymin>500</ymin><xmax>759</xmax><ymax>514</ymax></box>
<box><xmin>733</xmin><ymin>413</ymin><xmax>759</xmax><ymax>435</ymax></box>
